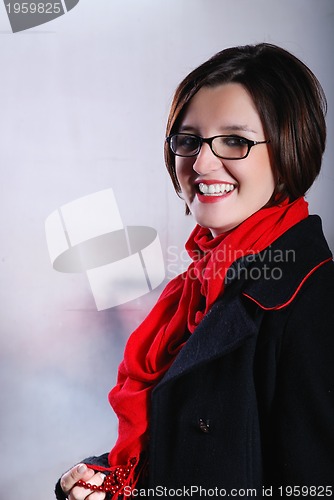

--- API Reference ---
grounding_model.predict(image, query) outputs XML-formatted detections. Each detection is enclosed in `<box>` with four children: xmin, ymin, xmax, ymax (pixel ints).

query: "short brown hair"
<box><xmin>164</xmin><ymin>43</ymin><xmax>327</xmax><ymax>211</ymax></box>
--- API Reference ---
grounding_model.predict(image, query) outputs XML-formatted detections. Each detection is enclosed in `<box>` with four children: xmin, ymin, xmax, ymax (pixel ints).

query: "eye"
<box><xmin>221</xmin><ymin>136</ymin><xmax>249</xmax><ymax>148</ymax></box>
<box><xmin>177</xmin><ymin>134</ymin><xmax>199</xmax><ymax>152</ymax></box>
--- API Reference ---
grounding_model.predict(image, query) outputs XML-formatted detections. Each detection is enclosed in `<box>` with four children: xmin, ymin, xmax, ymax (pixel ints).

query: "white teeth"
<box><xmin>198</xmin><ymin>183</ymin><xmax>235</xmax><ymax>195</ymax></box>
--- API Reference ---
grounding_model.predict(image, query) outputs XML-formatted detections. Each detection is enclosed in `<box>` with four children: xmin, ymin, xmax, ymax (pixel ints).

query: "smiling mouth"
<box><xmin>198</xmin><ymin>182</ymin><xmax>236</xmax><ymax>196</ymax></box>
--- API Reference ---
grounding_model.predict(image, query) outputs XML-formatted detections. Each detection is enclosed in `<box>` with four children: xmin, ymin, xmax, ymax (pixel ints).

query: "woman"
<box><xmin>56</xmin><ymin>43</ymin><xmax>334</xmax><ymax>499</ymax></box>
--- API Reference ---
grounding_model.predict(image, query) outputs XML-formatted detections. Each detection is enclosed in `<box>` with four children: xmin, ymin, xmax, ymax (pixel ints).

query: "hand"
<box><xmin>60</xmin><ymin>463</ymin><xmax>106</xmax><ymax>500</ymax></box>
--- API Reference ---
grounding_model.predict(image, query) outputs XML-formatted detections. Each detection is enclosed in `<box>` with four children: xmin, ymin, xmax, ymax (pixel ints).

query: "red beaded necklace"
<box><xmin>76</xmin><ymin>458</ymin><xmax>137</xmax><ymax>495</ymax></box>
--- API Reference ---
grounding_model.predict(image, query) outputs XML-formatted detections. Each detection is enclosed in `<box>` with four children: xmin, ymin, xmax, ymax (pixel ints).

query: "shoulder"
<box><xmin>252</xmin><ymin>236</ymin><xmax>334</xmax><ymax>378</ymax></box>
<box><xmin>281</xmin><ymin>258</ymin><xmax>334</xmax><ymax>348</ymax></box>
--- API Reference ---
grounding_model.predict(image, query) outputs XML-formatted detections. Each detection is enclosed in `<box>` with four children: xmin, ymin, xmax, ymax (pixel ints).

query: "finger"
<box><xmin>60</xmin><ymin>464</ymin><xmax>95</xmax><ymax>494</ymax></box>
<box><xmin>69</xmin><ymin>472</ymin><xmax>106</xmax><ymax>500</ymax></box>
<box><xmin>87</xmin><ymin>490</ymin><xmax>106</xmax><ymax>500</ymax></box>
<box><xmin>83</xmin><ymin>472</ymin><xmax>106</xmax><ymax>500</ymax></box>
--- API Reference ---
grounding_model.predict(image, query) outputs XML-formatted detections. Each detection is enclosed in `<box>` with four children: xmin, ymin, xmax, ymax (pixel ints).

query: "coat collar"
<box><xmin>239</xmin><ymin>215</ymin><xmax>333</xmax><ymax>310</ymax></box>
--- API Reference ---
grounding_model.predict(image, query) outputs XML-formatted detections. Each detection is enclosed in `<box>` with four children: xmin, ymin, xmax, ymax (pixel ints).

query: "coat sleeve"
<box><xmin>54</xmin><ymin>453</ymin><xmax>110</xmax><ymax>499</ymax></box>
<box><xmin>268</xmin><ymin>265</ymin><xmax>334</xmax><ymax>486</ymax></box>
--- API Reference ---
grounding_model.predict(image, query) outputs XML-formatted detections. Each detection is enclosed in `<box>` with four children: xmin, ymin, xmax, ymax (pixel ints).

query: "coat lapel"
<box><xmin>155</xmin><ymin>292</ymin><xmax>260</xmax><ymax>389</ymax></box>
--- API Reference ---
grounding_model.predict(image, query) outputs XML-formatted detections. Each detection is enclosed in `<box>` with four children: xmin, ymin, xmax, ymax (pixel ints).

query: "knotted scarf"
<box><xmin>82</xmin><ymin>197</ymin><xmax>308</xmax><ymax>495</ymax></box>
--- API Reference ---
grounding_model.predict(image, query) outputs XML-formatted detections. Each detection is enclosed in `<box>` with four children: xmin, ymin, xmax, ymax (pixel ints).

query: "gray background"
<box><xmin>0</xmin><ymin>1</ymin><xmax>333</xmax><ymax>498</ymax></box>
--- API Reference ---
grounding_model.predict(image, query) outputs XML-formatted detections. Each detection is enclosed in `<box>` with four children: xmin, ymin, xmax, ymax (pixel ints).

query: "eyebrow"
<box><xmin>178</xmin><ymin>124</ymin><xmax>257</xmax><ymax>134</ymax></box>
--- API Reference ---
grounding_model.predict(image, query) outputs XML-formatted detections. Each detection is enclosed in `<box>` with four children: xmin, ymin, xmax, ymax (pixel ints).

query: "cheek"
<box><xmin>258</xmin><ymin>165</ymin><xmax>276</xmax><ymax>194</ymax></box>
<box><xmin>175</xmin><ymin>159</ymin><xmax>194</xmax><ymax>187</ymax></box>
<box><xmin>238</xmin><ymin>160</ymin><xmax>275</xmax><ymax>193</ymax></box>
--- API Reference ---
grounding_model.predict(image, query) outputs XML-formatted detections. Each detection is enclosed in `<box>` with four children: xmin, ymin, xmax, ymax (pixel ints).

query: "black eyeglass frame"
<box><xmin>166</xmin><ymin>133</ymin><xmax>270</xmax><ymax>160</ymax></box>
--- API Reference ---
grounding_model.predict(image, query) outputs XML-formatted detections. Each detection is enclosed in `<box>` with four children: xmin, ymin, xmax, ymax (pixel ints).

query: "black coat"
<box><xmin>148</xmin><ymin>215</ymin><xmax>334</xmax><ymax>497</ymax></box>
<box><xmin>55</xmin><ymin>216</ymin><xmax>334</xmax><ymax>499</ymax></box>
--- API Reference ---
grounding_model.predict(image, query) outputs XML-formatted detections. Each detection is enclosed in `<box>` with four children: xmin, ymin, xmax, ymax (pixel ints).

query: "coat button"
<box><xmin>198</xmin><ymin>418</ymin><xmax>210</xmax><ymax>433</ymax></box>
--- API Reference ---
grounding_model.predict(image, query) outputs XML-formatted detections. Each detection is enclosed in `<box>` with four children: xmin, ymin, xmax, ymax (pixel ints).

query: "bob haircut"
<box><xmin>164</xmin><ymin>43</ymin><xmax>327</xmax><ymax>213</ymax></box>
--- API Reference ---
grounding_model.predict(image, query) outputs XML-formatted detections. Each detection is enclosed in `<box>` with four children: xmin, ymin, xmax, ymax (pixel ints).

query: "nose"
<box><xmin>192</xmin><ymin>142</ymin><xmax>223</xmax><ymax>175</ymax></box>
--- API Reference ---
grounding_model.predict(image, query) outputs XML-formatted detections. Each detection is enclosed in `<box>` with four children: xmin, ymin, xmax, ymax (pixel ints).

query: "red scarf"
<box><xmin>82</xmin><ymin>197</ymin><xmax>308</xmax><ymax>495</ymax></box>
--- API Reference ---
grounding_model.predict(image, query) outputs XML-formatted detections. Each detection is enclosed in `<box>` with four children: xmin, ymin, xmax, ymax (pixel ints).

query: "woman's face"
<box><xmin>175</xmin><ymin>83</ymin><xmax>275</xmax><ymax>236</ymax></box>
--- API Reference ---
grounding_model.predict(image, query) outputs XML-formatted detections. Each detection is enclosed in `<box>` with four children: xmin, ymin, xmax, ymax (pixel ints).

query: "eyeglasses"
<box><xmin>166</xmin><ymin>133</ymin><xmax>270</xmax><ymax>160</ymax></box>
